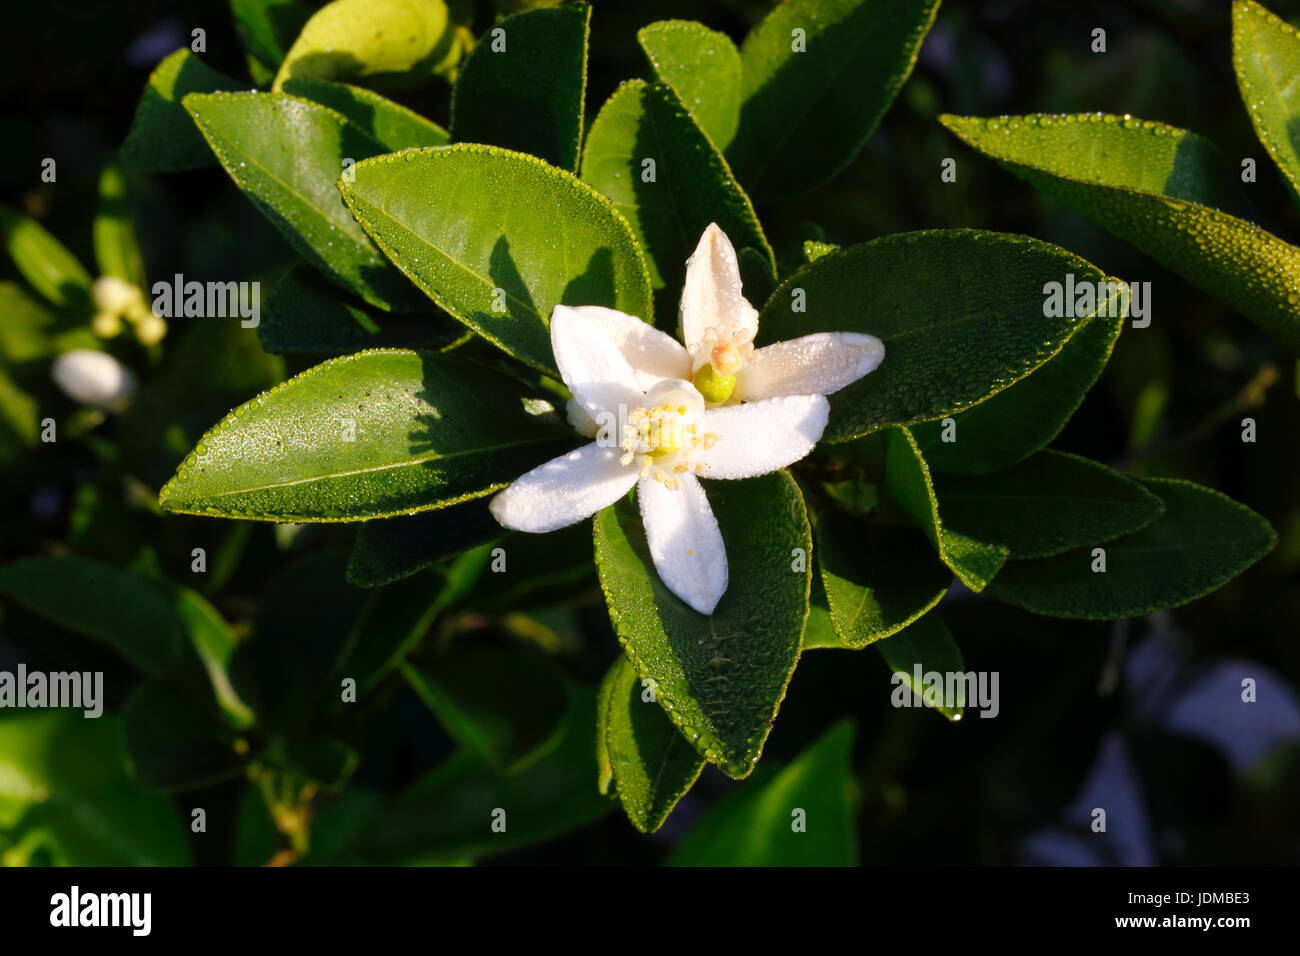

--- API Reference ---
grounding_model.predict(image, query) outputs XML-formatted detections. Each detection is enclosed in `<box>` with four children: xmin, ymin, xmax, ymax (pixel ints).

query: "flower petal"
<box><xmin>638</xmin><ymin>473</ymin><xmax>727</xmax><ymax>614</ymax></box>
<box><xmin>698</xmin><ymin>394</ymin><xmax>829</xmax><ymax>479</ymax></box>
<box><xmin>550</xmin><ymin>305</ymin><xmax>644</xmax><ymax>422</ymax></box>
<box><xmin>490</xmin><ymin>442</ymin><xmax>637</xmax><ymax>533</ymax></box>
<box><xmin>679</xmin><ymin>223</ymin><xmax>759</xmax><ymax>356</ymax></box>
<box><xmin>564</xmin><ymin>305</ymin><xmax>690</xmax><ymax>390</ymax></box>
<box><xmin>736</xmin><ymin>332</ymin><xmax>885</xmax><ymax>401</ymax></box>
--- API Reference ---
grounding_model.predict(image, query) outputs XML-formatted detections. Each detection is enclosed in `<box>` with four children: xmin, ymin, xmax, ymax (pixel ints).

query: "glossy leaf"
<box><xmin>884</xmin><ymin>427</ymin><xmax>1009</xmax><ymax>591</ymax></box>
<box><xmin>258</xmin><ymin>266</ymin><xmax>461</xmax><ymax>355</ymax></box>
<box><xmin>282</xmin><ymin>78</ymin><xmax>450</xmax><ymax>150</ymax></box>
<box><xmin>817</xmin><ymin>516</ymin><xmax>950</xmax><ymax>648</ymax></box>
<box><xmin>347</xmin><ymin>496</ymin><xmax>503</xmax><ymax>587</ymax></box>
<box><xmin>450</xmin><ymin>2</ymin><xmax>589</xmax><ymax>171</ymax></box>
<box><xmin>231</xmin><ymin>0</ymin><xmax>315</xmax><ymax>79</ymax></box>
<box><xmin>184</xmin><ymin>91</ymin><xmax>426</xmax><ymax>311</ymax></box>
<box><xmin>875</xmin><ymin>614</ymin><xmax>965</xmax><ymax>721</ymax></box>
<box><xmin>933</xmin><ymin>451</ymin><xmax>1166</xmax><ymax>560</ymax></box>
<box><xmin>594</xmin><ymin>471</ymin><xmax>810</xmax><ymax>778</ymax></box>
<box><xmin>759</xmin><ymin>231</ymin><xmax>1120</xmax><ymax>442</ymax></box>
<box><xmin>122</xmin><ymin>48</ymin><xmax>241</xmax><ymax>171</ymax></box>
<box><xmin>912</xmin><ymin>312</ymin><xmax>1122</xmax><ymax>474</ymax></box>
<box><xmin>404</xmin><ymin>645</ymin><xmax>572</xmax><ymax>771</ymax></box>
<box><xmin>0</xmin><ymin>206</ymin><xmax>92</xmax><ymax>313</ymax></box>
<box><xmin>599</xmin><ymin>655</ymin><xmax>704</xmax><ymax>833</ymax></box>
<box><xmin>1233</xmin><ymin>0</ymin><xmax>1300</xmax><ymax>198</ymax></box>
<box><xmin>727</xmin><ymin>0</ymin><xmax>941</xmax><ymax>198</ymax></box>
<box><xmin>341</xmin><ymin>144</ymin><xmax>654</xmax><ymax>372</ymax></box>
<box><xmin>0</xmin><ymin>713</ymin><xmax>192</xmax><ymax>865</ymax></box>
<box><xmin>159</xmin><ymin>349</ymin><xmax>571</xmax><ymax>521</ymax></box>
<box><xmin>92</xmin><ymin>163</ymin><xmax>147</xmax><ymax>289</ymax></box>
<box><xmin>942</xmin><ymin>113</ymin><xmax>1300</xmax><ymax>353</ymax></box>
<box><xmin>989</xmin><ymin>478</ymin><xmax>1276</xmax><ymax>619</ymax></box>
<box><xmin>581</xmin><ymin>80</ymin><xmax>773</xmax><ymax>302</ymax></box>
<box><xmin>669</xmin><ymin>720</ymin><xmax>858</xmax><ymax>866</ymax></box>
<box><xmin>637</xmin><ymin>20</ymin><xmax>742</xmax><ymax>150</ymax></box>
<box><xmin>274</xmin><ymin>0</ymin><xmax>460</xmax><ymax>90</ymax></box>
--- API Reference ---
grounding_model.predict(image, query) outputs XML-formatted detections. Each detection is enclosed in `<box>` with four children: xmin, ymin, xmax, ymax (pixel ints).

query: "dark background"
<box><xmin>1</xmin><ymin>0</ymin><xmax>1297</xmax><ymax>865</ymax></box>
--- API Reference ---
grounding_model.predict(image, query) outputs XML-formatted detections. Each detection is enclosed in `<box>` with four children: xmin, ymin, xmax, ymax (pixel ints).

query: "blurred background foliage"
<box><xmin>1</xmin><ymin>0</ymin><xmax>1298</xmax><ymax>866</ymax></box>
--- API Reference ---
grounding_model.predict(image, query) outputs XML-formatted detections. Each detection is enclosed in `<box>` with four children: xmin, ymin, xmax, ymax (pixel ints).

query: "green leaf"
<box><xmin>347</xmin><ymin>496</ymin><xmax>503</xmax><ymax>587</ymax></box>
<box><xmin>0</xmin><ymin>557</ymin><xmax>200</xmax><ymax>683</ymax></box>
<box><xmin>183</xmin><ymin>91</ymin><xmax>426</xmax><ymax>312</ymax></box>
<box><xmin>594</xmin><ymin>471</ymin><xmax>810</xmax><ymax>778</ymax></box>
<box><xmin>404</xmin><ymin>645</ymin><xmax>572</xmax><ymax>772</ymax></box>
<box><xmin>0</xmin><ymin>713</ymin><xmax>192</xmax><ymax>865</ymax></box>
<box><xmin>599</xmin><ymin>656</ymin><xmax>704</xmax><ymax>833</ymax></box>
<box><xmin>340</xmin><ymin>144</ymin><xmax>654</xmax><ymax>372</ymax></box>
<box><xmin>637</xmin><ymin>20</ymin><xmax>742</xmax><ymax>150</ymax></box>
<box><xmin>274</xmin><ymin>0</ymin><xmax>460</xmax><ymax>90</ymax></box>
<box><xmin>282</xmin><ymin>78</ymin><xmax>450</xmax><ymax>150</ymax></box>
<box><xmin>726</xmin><ymin>0</ymin><xmax>941</xmax><ymax>198</ymax></box>
<box><xmin>231</xmin><ymin>0</ymin><xmax>315</xmax><ymax>78</ymax></box>
<box><xmin>912</xmin><ymin>312</ymin><xmax>1123</xmax><ymax>474</ymax></box>
<box><xmin>172</xmin><ymin>586</ymin><xmax>256</xmax><ymax>729</ymax></box>
<box><xmin>0</xmin><ymin>282</ymin><xmax>56</xmax><ymax>363</ymax></box>
<box><xmin>122</xmin><ymin>49</ymin><xmax>242</xmax><ymax>172</ymax></box>
<box><xmin>123</xmin><ymin>683</ymin><xmax>248</xmax><ymax>791</ymax></box>
<box><xmin>356</xmin><ymin>688</ymin><xmax>610</xmax><ymax>864</ymax></box>
<box><xmin>668</xmin><ymin>720</ymin><xmax>858</xmax><ymax>866</ymax></box>
<box><xmin>450</xmin><ymin>2</ymin><xmax>589</xmax><ymax>171</ymax></box>
<box><xmin>801</xmin><ymin>576</ymin><xmax>843</xmax><ymax>650</ymax></box>
<box><xmin>883</xmin><ymin>427</ymin><xmax>1009</xmax><ymax>591</ymax></box>
<box><xmin>1233</xmin><ymin>0</ymin><xmax>1300</xmax><ymax>200</ymax></box>
<box><xmin>0</xmin><ymin>205</ymin><xmax>92</xmax><ymax>313</ymax></box>
<box><xmin>258</xmin><ymin>265</ymin><xmax>462</xmax><ymax>355</ymax></box>
<box><xmin>988</xmin><ymin>478</ymin><xmax>1276</xmax><ymax>619</ymax></box>
<box><xmin>581</xmin><ymin>80</ymin><xmax>774</xmax><ymax>305</ymax></box>
<box><xmin>759</xmin><ymin>231</ymin><xmax>1120</xmax><ymax>442</ymax></box>
<box><xmin>932</xmin><ymin>451</ymin><xmax>1166</xmax><ymax>560</ymax></box>
<box><xmin>816</xmin><ymin>516</ymin><xmax>950</xmax><ymax>648</ymax></box>
<box><xmin>875</xmin><ymin>614</ymin><xmax>965</xmax><ymax>721</ymax></box>
<box><xmin>159</xmin><ymin>349</ymin><xmax>571</xmax><ymax>521</ymax></box>
<box><xmin>942</xmin><ymin>113</ymin><xmax>1300</xmax><ymax>353</ymax></box>
<box><xmin>237</xmin><ymin>552</ymin><xmax>368</xmax><ymax>730</ymax></box>
<box><xmin>92</xmin><ymin>163</ymin><xmax>147</xmax><ymax>289</ymax></box>
<box><xmin>0</xmin><ymin>367</ymin><xmax>39</xmax><ymax>463</ymax></box>
<box><xmin>335</xmin><ymin>571</ymin><xmax>446</xmax><ymax>692</ymax></box>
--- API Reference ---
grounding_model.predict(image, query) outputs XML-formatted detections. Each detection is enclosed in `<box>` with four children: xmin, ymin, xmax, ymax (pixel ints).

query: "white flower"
<box><xmin>490</xmin><ymin>307</ymin><xmax>831</xmax><ymax>615</ymax></box>
<box><xmin>51</xmin><ymin>349</ymin><xmax>136</xmax><ymax>412</ymax></box>
<box><xmin>562</xmin><ymin>223</ymin><xmax>885</xmax><ymax>408</ymax></box>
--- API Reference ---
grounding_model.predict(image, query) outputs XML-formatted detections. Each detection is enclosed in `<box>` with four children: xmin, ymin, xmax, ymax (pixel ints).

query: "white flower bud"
<box><xmin>92</xmin><ymin>276</ymin><xmax>143</xmax><ymax>315</ymax></box>
<box><xmin>51</xmin><ymin>349</ymin><xmax>137</xmax><ymax>412</ymax></box>
<box><xmin>91</xmin><ymin>310</ymin><xmax>124</xmax><ymax>338</ymax></box>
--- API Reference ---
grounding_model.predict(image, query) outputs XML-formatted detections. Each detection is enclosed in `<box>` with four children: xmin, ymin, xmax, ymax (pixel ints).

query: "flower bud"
<box><xmin>51</xmin><ymin>349</ymin><xmax>136</xmax><ymax>412</ymax></box>
<box><xmin>92</xmin><ymin>276</ymin><xmax>143</xmax><ymax>315</ymax></box>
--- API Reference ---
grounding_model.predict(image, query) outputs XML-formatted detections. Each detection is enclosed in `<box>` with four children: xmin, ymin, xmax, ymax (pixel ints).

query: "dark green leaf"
<box><xmin>875</xmin><ymin>614</ymin><xmax>964</xmax><ymax>721</ymax></box>
<box><xmin>341</xmin><ymin>144</ymin><xmax>654</xmax><ymax>372</ymax></box>
<box><xmin>184</xmin><ymin>91</ymin><xmax>427</xmax><ymax>311</ymax></box>
<box><xmin>231</xmin><ymin>0</ymin><xmax>315</xmax><ymax>78</ymax></box>
<box><xmin>451</xmin><ymin>2</ymin><xmax>589</xmax><ymax>170</ymax></box>
<box><xmin>933</xmin><ymin>451</ymin><xmax>1166</xmax><ymax>560</ymax></box>
<box><xmin>282</xmin><ymin>78</ymin><xmax>450</xmax><ymax>150</ymax></box>
<box><xmin>159</xmin><ymin>349</ymin><xmax>571</xmax><ymax>521</ymax></box>
<box><xmin>989</xmin><ymin>478</ymin><xmax>1276</xmax><ymax>619</ymax></box>
<box><xmin>759</xmin><ymin>231</ymin><xmax>1121</xmax><ymax>442</ymax></box>
<box><xmin>912</xmin><ymin>312</ymin><xmax>1123</xmax><ymax>474</ymax></box>
<box><xmin>942</xmin><ymin>113</ymin><xmax>1300</xmax><ymax>353</ymax></box>
<box><xmin>581</xmin><ymin>80</ymin><xmax>773</xmax><ymax>305</ymax></box>
<box><xmin>817</xmin><ymin>515</ymin><xmax>950</xmax><ymax>648</ymax></box>
<box><xmin>599</xmin><ymin>655</ymin><xmax>704</xmax><ymax>833</ymax></box>
<box><xmin>122</xmin><ymin>49</ymin><xmax>242</xmax><ymax>171</ymax></box>
<box><xmin>347</xmin><ymin>496</ymin><xmax>503</xmax><ymax>587</ymax></box>
<box><xmin>123</xmin><ymin>683</ymin><xmax>248</xmax><ymax>791</ymax></box>
<box><xmin>594</xmin><ymin>471</ymin><xmax>810</xmax><ymax>778</ymax></box>
<box><xmin>336</xmin><ymin>571</ymin><xmax>445</xmax><ymax>692</ymax></box>
<box><xmin>727</xmin><ymin>0</ymin><xmax>941</xmax><ymax>198</ymax></box>
<box><xmin>0</xmin><ymin>205</ymin><xmax>92</xmax><ymax>314</ymax></box>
